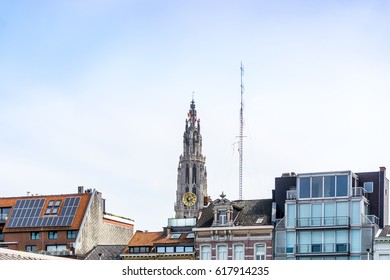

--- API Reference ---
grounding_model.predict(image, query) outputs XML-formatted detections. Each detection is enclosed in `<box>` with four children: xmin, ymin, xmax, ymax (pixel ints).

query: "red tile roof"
<box><xmin>0</xmin><ymin>193</ymin><xmax>92</xmax><ymax>232</ymax></box>
<box><xmin>127</xmin><ymin>231</ymin><xmax>193</xmax><ymax>247</ymax></box>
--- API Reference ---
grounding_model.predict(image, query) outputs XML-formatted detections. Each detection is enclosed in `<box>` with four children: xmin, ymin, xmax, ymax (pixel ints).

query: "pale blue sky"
<box><xmin>0</xmin><ymin>1</ymin><xmax>389</xmax><ymax>231</ymax></box>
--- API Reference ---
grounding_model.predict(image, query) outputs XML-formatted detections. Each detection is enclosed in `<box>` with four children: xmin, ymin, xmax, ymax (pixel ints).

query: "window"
<box><xmin>26</xmin><ymin>245</ymin><xmax>37</xmax><ymax>252</ymax></box>
<box><xmin>170</xmin><ymin>233</ymin><xmax>182</xmax><ymax>239</ymax></box>
<box><xmin>336</xmin><ymin>230</ymin><xmax>348</xmax><ymax>252</ymax></box>
<box><xmin>45</xmin><ymin>200</ymin><xmax>61</xmax><ymax>215</ymax></box>
<box><xmin>217</xmin><ymin>245</ymin><xmax>228</xmax><ymax>260</ymax></box>
<box><xmin>364</xmin><ymin>182</ymin><xmax>374</xmax><ymax>193</ymax></box>
<box><xmin>139</xmin><ymin>247</ymin><xmax>150</xmax><ymax>253</ymax></box>
<box><xmin>185</xmin><ymin>165</ymin><xmax>189</xmax><ymax>184</ymax></box>
<box><xmin>324</xmin><ymin>176</ymin><xmax>335</xmax><ymax>197</ymax></box>
<box><xmin>46</xmin><ymin>244</ymin><xmax>66</xmax><ymax>252</ymax></box>
<box><xmin>300</xmin><ymin>175</ymin><xmax>349</xmax><ymax>199</ymax></box>
<box><xmin>286</xmin><ymin>232</ymin><xmax>295</xmax><ymax>254</ymax></box>
<box><xmin>298</xmin><ymin>204</ymin><xmax>310</xmax><ymax>227</ymax></box>
<box><xmin>336</xmin><ymin>175</ymin><xmax>348</xmax><ymax>196</ymax></box>
<box><xmin>48</xmin><ymin>231</ymin><xmax>57</xmax><ymax>240</ymax></box>
<box><xmin>176</xmin><ymin>246</ymin><xmax>184</xmax><ymax>253</ymax></box>
<box><xmin>201</xmin><ymin>245</ymin><xmax>211</xmax><ymax>260</ymax></box>
<box><xmin>186</xmin><ymin>232</ymin><xmax>195</xmax><ymax>239</ymax></box>
<box><xmin>157</xmin><ymin>247</ymin><xmax>165</xmax><ymax>253</ymax></box>
<box><xmin>0</xmin><ymin>231</ymin><xmax>3</xmax><ymax>242</ymax></box>
<box><xmin>166</xmin><ymin>246</ymin><xmax>174</xmax><ymax>253</ymax></box>
<box><xmin>311</xmin><ymin>232</ymin><xmax>322</xmax><ymax>253</ymax></box>
<box><xmin>184</xmin><ymin>246</ymin><xmax>194</xmax><ymax>252</ymax></box>
<box><xmin>324</xmin><ymin>203</ymin><xmax>335</xmax><ymax>225</ymax></box>
<box><xmin>312</xmin><ymin>177</ymin><xmax>323</xmax><ymax>198</ymax></box>
<box><xmin>219</xmin><ymin>211</ymin><xmax>227</xmax><ymax>225</ymax></box>
<box><xmin>0</xmin><ymin>207</ymin><xmax>11</xmax><ymax>221</ymax></box>
<box><xmin>192</xmin><ymin>165</ymin><xmax>197</xmax><ymax>184</ymax></box>
<box><xmin>299</xmin><ymin>177</ymin><xmax>310</xmax><ymax>198</ymax></box>
<box><xmin>336</xmin><ymin>202</ymin><xmax>348</xmax><ymax>225</ymax></box>
<box><xmin>286</xmin><ymin>204</ymin><xmax>296</xmax><ymax>228</ymax></box>
<box><xmin>67</xmin><ymin>230</ymin><xmax>77</xmax><ymax>239</ymax></box>
<box><xmin>350</xmin><ymin>229</ymin><xmax>361</xmax><ymax>253</ymax></box>
<box><xmin>324</xmin><ymin>231</ymin><xmax>335</xmax><ymax>253</ymax></box>
<box><xmin>234</xmin><ymin>244</ymin><xmax>244</xmax><ymax>260</ymax></box>
<box><xmin>31</xmin><ymin>232</ymin><xmax>40</xmax><ymax>240</ymax></box>
<box><xmin>351</xmin><ymin>201</ymin><xmax>361</xmax><ymax>225</ymax></box>
<box><xmin>255</xmin><ymin>244</ymin><xmax>266</xmax><ymax>260</ymax></box>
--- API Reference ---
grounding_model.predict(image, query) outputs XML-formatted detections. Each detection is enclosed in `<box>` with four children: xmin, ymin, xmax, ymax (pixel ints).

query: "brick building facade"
<box><xmin>0</xmin><ymin>187</ymin><xmax>134</xmax><ymax>258</ymax></box>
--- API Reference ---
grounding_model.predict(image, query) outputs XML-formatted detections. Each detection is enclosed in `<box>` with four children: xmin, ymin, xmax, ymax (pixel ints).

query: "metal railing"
<box><xmin>286</xmin><ymin>190</ymin><xmax>297</xmax><ymax>200</ymax></box>
<box><xmin>352</xmin><ymin>187</ymin><xmax>366</xmax><ymax>197</ymax></box>
<box><xmin>363</xmin><ymin>214</ymin><xmax>379</xmax><ymax>225</ymax></box>
<box><xmin>296</xmin><ymin>216</ymin><xmax>349</xmax><ymax>228</ymax></box>
<box><xmin>41</xmin><ymin>250</ymin><xmax>72</xmax><ymax>256</ymax></box>
<box><xmin>296</xmin><ymin>243</ymin><xmax>349</xmax><ymax>254</ymax></box>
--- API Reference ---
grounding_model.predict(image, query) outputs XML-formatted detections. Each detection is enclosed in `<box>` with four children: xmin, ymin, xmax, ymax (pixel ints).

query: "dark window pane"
<box><xmin>299</xmin><ymin>177</ymin><xmax>311</xmax><ymax>198</ymax></box>
<box><xmin>312</xmin><ymin>177</ymin><xmax>323</xmax><ymax>198</ymax></box>
<box><xmin>336</xmin><ymin>175</ymin><xmax>348</xmax><ymax>196</ymax></box>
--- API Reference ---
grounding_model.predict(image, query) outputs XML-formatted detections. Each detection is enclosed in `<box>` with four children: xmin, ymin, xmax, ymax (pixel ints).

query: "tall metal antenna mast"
<box><xmin>239</xmin><ymin>62</ymin><xmax>244</xmax><ymax>200</ymax></box>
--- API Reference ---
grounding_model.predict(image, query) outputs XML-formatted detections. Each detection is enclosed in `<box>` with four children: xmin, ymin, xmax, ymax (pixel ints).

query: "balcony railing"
<box><xmin>296</xmin><ymin>216</ymin><xmax>349</xmax><ymax>228</ymax></box>
<box><xmin>286</xmin><ymin>190</ymin><xmax>297</xmax><ymax>200</ymax></box>
<box><xmin>40</xmin><ymin>250</ymin><xmax>72</xmax><ymax>256</ymax></box>
<box><xmin>296</xmin><ymin>243</ymin><xmax>349</xmax><ymax>255</ymax></box>
<box><xmin>352</xmin><ymin>187</ymin><xmax>366</xmax><ymax>197</ymax></box>
<box><xmin>363</xmin><ymin>214</ymin><xmax>379</xmax><ymax>225</ymax></box>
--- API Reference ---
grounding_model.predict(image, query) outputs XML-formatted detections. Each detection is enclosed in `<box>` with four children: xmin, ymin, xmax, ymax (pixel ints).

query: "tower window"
<box><xmin>185</xmin><ymin>165</ymin><xmax>189</xmax><ymax>184</ymax></box>
<box><xmin>192</xmin><ymin>165</ymin><xmax>197</xmax><ymax>184</ymax></box>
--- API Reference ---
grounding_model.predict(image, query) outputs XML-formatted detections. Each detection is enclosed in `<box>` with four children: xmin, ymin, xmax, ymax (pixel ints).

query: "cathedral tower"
<box><xmin>175</xmin><ymin>99</ymin><xmax>208</xmax><ymax>219</ymax></box>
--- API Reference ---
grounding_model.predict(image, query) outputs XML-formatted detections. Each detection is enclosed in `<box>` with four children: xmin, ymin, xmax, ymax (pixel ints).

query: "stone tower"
<box><xmin>175</xmin><ymin>99</ymin><xmax>208</xmax><ymax>219</ymax></box>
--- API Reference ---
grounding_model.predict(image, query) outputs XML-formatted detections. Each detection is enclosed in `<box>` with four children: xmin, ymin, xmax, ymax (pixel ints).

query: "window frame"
<box><xmin>233</xmin><ymin>244</ymin><xmax>245</xmax><ymax>260</ymax></box>
<box><xmin>254</xmin><ymin>243</ymin><xmax>266</xmax><ymax>260</ymax></box>
<box><xmin>67</xmin><ymin>230</ymin><xmax>77</xmax><ymax>239</ymax></box>
<box><xmin>48</xmin><ymin>231</ymin><xmax>58</xmax><ymax>240</ymax></box>
<box><xmin>363</xmin><ymin>182</ymin><xmax>374</xmax><ymax>193</ymax></box>
<box><xmin>217</xmin><ymin>244</ymin><xmax>228</xmax><ymax>260</ymax></box>
<box><xmin>200</xmin><ymin>245</ymin><xmax>211</xmax><ymax>260</ymax></box>
<box><xmin>31</xmin><ymin>231</ymin><xmax>40</xmax><ymax>240</ymax></box>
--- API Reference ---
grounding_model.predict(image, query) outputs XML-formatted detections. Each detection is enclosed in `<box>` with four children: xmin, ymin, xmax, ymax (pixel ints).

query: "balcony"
<box><xmin>363</xmin><ymin>214</ymin><xmax>379</xmax><ymax>225</ymax></box>
<box><xmin>40</xmin><ymin>250</ymin><xmax>73</xmax><ymax>256</ymax></box>
<box><xmin>296</xmin><ymin>243</ymin><xmax>349</xmax><ymax>256</ymax></box>
<box><xmin>286</xmin><ymin>190</ymin><xmax>297</xmax><ymax>200</ymax></box>
<box><xmin>352</xmin><ymin>187</ymin><xmax>366</xmax><ymax>197</ymax></box>
<box><xmin>296</xmin><ymin>216</ymin><xmax>350</xmax><ymax>229</ymax></box>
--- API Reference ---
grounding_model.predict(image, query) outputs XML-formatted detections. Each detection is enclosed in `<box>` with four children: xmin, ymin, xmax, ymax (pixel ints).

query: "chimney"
<box><xmin>380</xmin><ymin>166</ymin><xmax>386</xmax><ymax>173</ymax></box>
<box><xmin>78</xmin><ymin>186</ymin><xmax>84</xmax><ymax>193</ymax></box>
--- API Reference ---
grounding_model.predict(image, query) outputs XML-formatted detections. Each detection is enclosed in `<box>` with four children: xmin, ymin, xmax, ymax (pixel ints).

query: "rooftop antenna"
<box><xmin>239</xmin><ymin>62</ymin><xmax>245</xmax><ymax>200</ymax></box>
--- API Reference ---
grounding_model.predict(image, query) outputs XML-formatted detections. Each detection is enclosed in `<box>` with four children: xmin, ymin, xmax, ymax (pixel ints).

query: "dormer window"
<box><xmin>212</xmin><ymin>192</ymin><xmax>234</xmax><ymax>227</ymax></box>
<box><xmin>219</xmin><ymin>211</ymin><xmax>227</xmax><ymax>225</ymax></box>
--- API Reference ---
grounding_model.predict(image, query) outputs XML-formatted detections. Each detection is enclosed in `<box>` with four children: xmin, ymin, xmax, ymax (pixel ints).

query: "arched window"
<box><xmin>185</xmin><ymin>165</ymin><xmax>189</xmax><ymax>184</ymax></box>
<box><xmin>192</xmin><ymin>165</ymin><xmax>197</xmax><ymax>184</ymax></box>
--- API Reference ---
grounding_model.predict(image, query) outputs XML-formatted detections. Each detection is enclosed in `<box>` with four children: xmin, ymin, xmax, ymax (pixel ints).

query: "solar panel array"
<box><xmin>6</xmin><ymin>197</ymin><xmax>81</xmax><ymax>228</ymax></box>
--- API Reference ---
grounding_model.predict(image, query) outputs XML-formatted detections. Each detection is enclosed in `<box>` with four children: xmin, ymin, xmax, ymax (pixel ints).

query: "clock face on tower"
<box><xmin>182</xmin><ymin>192</ymin><xmax>197</xmax><ymax>206</ymax></box>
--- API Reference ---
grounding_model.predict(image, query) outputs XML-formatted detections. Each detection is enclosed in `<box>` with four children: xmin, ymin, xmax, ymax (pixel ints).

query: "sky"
<box><xmin>0</xmin><ymin>1</ymin><xmax>389</xmax><ymax>231</ymax></box>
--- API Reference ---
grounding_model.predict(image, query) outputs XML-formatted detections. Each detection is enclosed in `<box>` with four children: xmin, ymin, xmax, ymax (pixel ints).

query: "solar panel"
<box><xmin>6</xmin><ymin>196</ymin><xmax>82</xmax><ymax>228</ymax></box>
